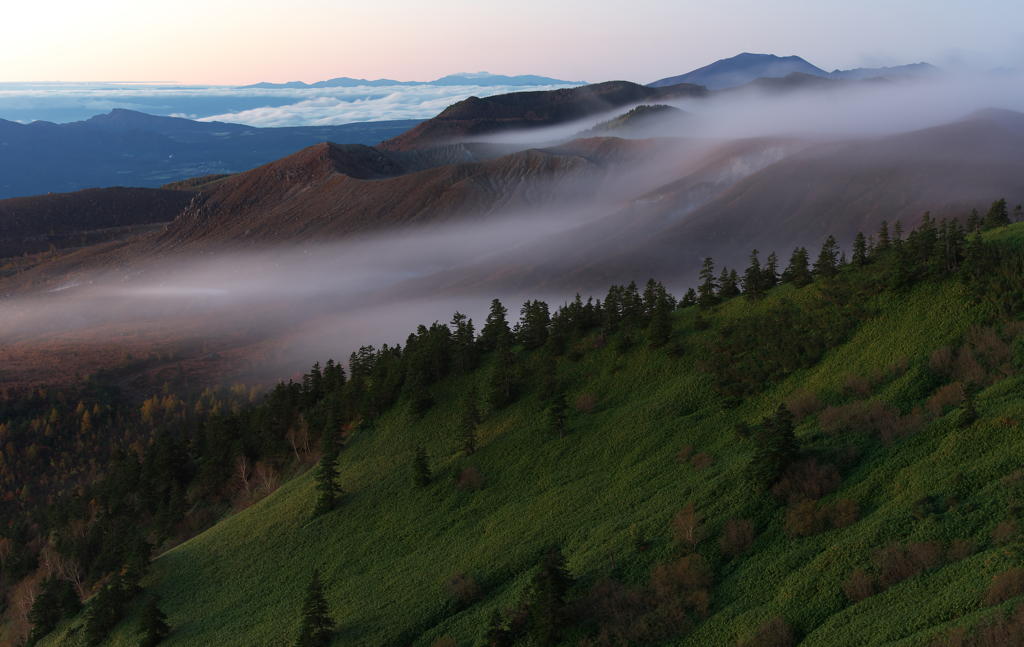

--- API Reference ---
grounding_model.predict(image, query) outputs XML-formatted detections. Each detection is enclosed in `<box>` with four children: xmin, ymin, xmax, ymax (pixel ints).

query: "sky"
<box><xmin>3</xmin><ymin>0</ymin><xmax>1023</xmax><ymax>86</ymax></box>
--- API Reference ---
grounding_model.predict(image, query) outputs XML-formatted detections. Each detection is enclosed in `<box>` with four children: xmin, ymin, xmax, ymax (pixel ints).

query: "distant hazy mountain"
<box><xmin>648</xmin><ymin>53</ymin><xmax>829</xmax><ymax>90</ymax></box>
<box><xmin>242</xmin><ymin>73</ymin><xmax>584</xmax><ymax>89</ymax></box>
<box><xmin>650</xmin><ymin>53</ymin><xmax>945</xmax><ymax>90</ymax></box>
<box><xmin>0</xmin><ymin>109</ymin><xmax>423</xmax><ymax>198</ymax></box>
<box><xmin>829</xmin><ymin>62</ymin><xmax>944</xmax><ymax>80</ymax></box>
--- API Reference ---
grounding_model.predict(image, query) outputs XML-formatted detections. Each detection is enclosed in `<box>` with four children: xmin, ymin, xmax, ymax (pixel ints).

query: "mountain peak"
<box><xmin>648</xmin><ymin>53</ymin><xmax>828</xmax><ymax>90</ymax></box>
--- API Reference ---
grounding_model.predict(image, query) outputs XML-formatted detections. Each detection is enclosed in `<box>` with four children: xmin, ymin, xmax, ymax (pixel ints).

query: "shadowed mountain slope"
<box><xmin>376</xmin><ymin>81</ymin><xmax>708</xmax><ymax>151</ymax></box>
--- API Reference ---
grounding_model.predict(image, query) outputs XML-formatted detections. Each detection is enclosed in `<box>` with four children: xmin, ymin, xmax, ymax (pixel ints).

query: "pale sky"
<box><xmin>3</xmin><ymin>0</ymin><xmax>1023</xmax><ymax>85</ymax></box>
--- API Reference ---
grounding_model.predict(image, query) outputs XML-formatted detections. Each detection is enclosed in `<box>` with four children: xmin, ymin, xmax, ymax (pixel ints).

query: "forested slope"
<box><xmin>20</xmin><ymin>207</ymin><xmax>1024</xmax><ymax>647</ymax></box>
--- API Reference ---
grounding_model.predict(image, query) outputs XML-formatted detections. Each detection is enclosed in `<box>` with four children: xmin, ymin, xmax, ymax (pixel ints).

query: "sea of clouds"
<box><xmin>0</xmin><ymin>82</ymin><xmax>580</xmax><ymax>127</ymax></box>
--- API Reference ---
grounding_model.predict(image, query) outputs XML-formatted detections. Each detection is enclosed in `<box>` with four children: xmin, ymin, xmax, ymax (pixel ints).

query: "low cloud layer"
<box><xmin>0</xmin><ymin>82</ymin><xmax>579</xmax><ymax>126</ymax></box>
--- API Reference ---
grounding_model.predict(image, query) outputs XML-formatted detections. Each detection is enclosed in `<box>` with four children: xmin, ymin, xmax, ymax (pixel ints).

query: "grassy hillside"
<box><xmin>38</xmin><ymin>225</ymin><xmax>1024</xmax><ymax>647</ymax></box>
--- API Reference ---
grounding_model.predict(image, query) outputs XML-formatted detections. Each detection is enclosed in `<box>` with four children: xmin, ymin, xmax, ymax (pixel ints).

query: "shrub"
<box><xmin>840</xmin><ymin>374</ymin><xmax>872</xmax><ymax>398</ymax></box>
<box><xmin>985</xmin><ymin>567</ymin><xmax>1024</xmax><ymax>606</ymax></box>
<box><xmin>671</xmin><ymin>503</ymin><xmax>705</xmax><ymax>552</ymax></box>
<box><xmin>991</xmin><ymin>521</ymin><xmax>1018</xmax><ymax>546</ymax></box>
<box><xmin>819</xmin><ymin>400</ymin><xmax>922</xmax><ymax>445</ymax></box>
<box><xmin>691</xmin><ymin>453</ymin><xmax>714</xmax><ymax>472</ymax></box>
<box><xmin>719</xmin><ymin>519</ymin><xmax>756</xmax><ymax>557</ymax></box>
<box><xmin>872</xmin><ymin>541</ymin><xmax>943</xmax><ymax>589</ymax></box>
<box><xmin>456</xmin><ymin>467</ymin><xmax>485</xmax><ymax>490</ymax></box>
<box><xmin>953</xmin><ymin>347</ymin><xmax>987</xmax><ymax>384</ymax></box>
<box><xmin>927</xmin><ymin>603</ymin><xmax>1024</xmax><ymax>647</ymax></box>
<box><xmin>947</xmin><ymin>538</ymin><xmax>978</xmax><ymax>563</ymax></box>
<box><xmin>842</xmin><ymin>567</ymin><xmax>875</xmax><ymax>603</ymax></box>
<box><xmin>575</xmin><ymin>393</ymin><xmax>598</xmax><ymax>414</ymax></box>
<box><xmin>675</xmin><ymin>445</ymin><xmax>693</xmax><ymax>463</ymax></box>
<box><xmin>737</xmin><ymin>616</ymin><xmax>795</xmax><ymax>647</ymax></box>
<box><xmin>929</xmin><ymin>347</ymin><xmax>954</xmax><ymax>376</ymax></box>
<box><xmin>432</xmin><ymin>637</ymin><xmax>456</xmax><ymax>647</ymax></box>
<box><xmin>827</xmin><ymin>499</ymin><xmax>861</xmax><ymax>528</ymax></box>
<box><xmin>784</xmin><ymin>500</ymin><xmax>829</xmax><ymax>538</ymax></box>
<box><xmin>649</xmin><ymin>554</ymin><xmax>713</xmax><ymax>607</ymax></box>
<box><xmin>927</xmin><ymin>384</ymin><xmax>964</xmax><ymax>418</ymax></box>
<box><xmin>444</xmin><ymin>571</ymin><xmax>480</xmax><ymax>604</ymax></box>
<box><xmin>771</xmin><ymin>459</ymin><xmax>841</xmax><ymax>506</ymax></box>
<box><xmin>785</xmin><ymin>388</ymin><xmax>822</xmax><ymax>419</ymax></box>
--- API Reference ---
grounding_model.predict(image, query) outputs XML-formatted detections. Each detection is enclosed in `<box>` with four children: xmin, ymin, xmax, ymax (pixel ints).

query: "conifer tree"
<box><xmin>483</xmin><ymin>608</ymin><xmax>511</xmax><ymax>647</ymax></box>
<box><xmin>138</xmin><ymin>595</ymin><xmax>171</xmax><ymax>647</ymax></box>
<box><xmin>547</xmin><ymin>388</ymin><xmax>568</xmax><ymax>438</ymax></box>
<box><xmin>762</xmin><ymin>251</ymin><xmax>780</xmax><ymax>288</ymax></box>
<box><xmin>782</xmin><ymin>247</ymin><xmax>812</xmax><ymax>287</ymax></box>
<box><xmin>312</xmin><ymin>443</ymin><xmax>342</xmax><ymax>517</ymax></box>
<box><xmin>487</xmin><ymin>332</ymin><xmax>516</xmax><ymax>410</ymax></box>
<box><xmin>742</xmin><ymin>249</ymin><xmax>764</xmax><ymax>301</ymax></box>
<box><xmin>1014</xmin><ymin>204</ymin><xmax>1023</xmax><ymax>223</ymax></box>
<box><xmin>26</xmin><ymin>576</ymin><xmax>62</xmax><ymax>646</ymax></box>
<box><xmin>985</xmin><ymin>198</ymin><xmax>1010</xmax><ymax>229</ymax></box>
<box><xmin>960</xmin><ymin>230</ymin><xmax>984</xmax><ymax>282</ymax></box>
<box><xmin>412</xmin><ymin>445</ymin><xmax>431</xmax><ymax>487</ymax></box>
<box><xmin>295</xmin><ymin>570</ymin><xmax>334</xmax><ymax>647</ymax></box>
<box><xmin>812</xmin><ymin>235</ymin><xmax>840</xmax><ymax>278</ymax></box>
<box><xmin>679</xmin><ymin>287</ymin><xmax>698</xmax><ymax>308</ymax></box>
<box><xmin>876</xmin><ymin>220</ymin><xmax>891</xmax><ymax>252</ymax></box>
<box><xmin>852</xmin><ymin>232</ymin><xmax>868</xmax><ymax>266</ymax></box>
<box><xmin>893</xmin><ymin>220</ymin><xmax>903</xmax><ymax>242</ymax></box>
<box><xmin>697</xmin><ymin>257</ymin><xmax>719</xmax><ymax>309</ymax></box>
<box><xmin>747</xmin><ymin>404</ymin><xmax>798</xmax><ymax>491</ymax></box>
<box><xmin>648</xmin><ymin>289</ymin><xmax>673</xmax><ymax>347</ymax></box>
<box><xmin>479</xmin><ymin>299</ymin><xmax>511</xmax><ymax>352</ymax></box>
<box><xmin>967</xmin><ymin>208</ymin><xmax>980</xmax><ymax>233</ymax></box>
<box><xmin>529</xmin><ymin>546</ymin><xmax>574</xmax><ymax>646</ymax></box>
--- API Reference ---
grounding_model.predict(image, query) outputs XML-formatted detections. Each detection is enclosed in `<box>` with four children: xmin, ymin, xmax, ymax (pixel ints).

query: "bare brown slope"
<box><xmin>377</xmin><ymin>81</ymin><xmax>708</xmax><ymax>151</ymax></box>
<box><xmin>153</xmin><ymin>137</ymin><xmax>704</xmax><ymax>251</ymax></box>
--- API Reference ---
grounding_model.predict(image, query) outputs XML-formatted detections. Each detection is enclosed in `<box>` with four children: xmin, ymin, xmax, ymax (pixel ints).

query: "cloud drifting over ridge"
<box><xmin>0</xmin><ymin>83</ymin><xmax>579</xmax><ymax>126</ymax></box>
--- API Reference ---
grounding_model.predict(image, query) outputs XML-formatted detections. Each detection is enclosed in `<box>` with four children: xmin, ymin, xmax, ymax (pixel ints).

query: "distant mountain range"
<box><xmin>0</xmin><ymin>109</ymin><xmax>422</xmax><ymax>199</ymax></box>
<box><xmin>242</xmin><ymin>73</ymin><xmax>585</xmax><ymax>89</ymax></box>
<box><xmin>649</xmin><ymin>53</ymin><xmax>944</xmax><ymax>90</ymax></box>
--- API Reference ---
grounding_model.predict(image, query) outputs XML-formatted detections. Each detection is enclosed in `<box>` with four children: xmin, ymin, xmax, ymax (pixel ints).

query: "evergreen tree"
<box><xmin>405</xmin><ymin>369</ymin><xmax>432</xmax><ymax>417</ymax></box>
<box><xmin>782</xmin><ymin>247</ymin><xmax>812</xmax><ymax>287</ymax></box>
<box><xmin>413</xmin><ymin>445</ymin><xmax>431</xmax><ymax>487</ymax></box>
<box><xmin>450</xmin><ymin>311</ymin><xmax>478</xmax><ymax>375</ymax></box>
<box><xmin>876</xmin><ymin>220</ymin><xmax>891</xmax><ymax>253</ymax></box>
<box><xmin>648</xmin><ymin>289</ymin><xmax>673</xmax><ymax>347</ymax></box>
<box><xmin>295</xmin><ymin>570</ymin><xmax>334</xmax><ymax>647</ymax></box>
<box><xmin>852</xmin><ymin>232</ymin><xmax>868</xmax><ymax>266</ymax></box>
<box><xmin>26</xmin><ymin>576</ymin><xmax>62</xmax><ymax>646</ymax></box>
<box><xmin>747</xmin><ymin>404</ymin><xmax>798</xmax><ymax>491</ymax></box>
<box><xmin>888</xmin><ymin>240</ymin><xmax>914</xmax><ymax>291</ymax></box>
<box><xmin>84</xmin><ymin>574</ymin><xmax>129</xmax><ymax>647</ymax></box>
<box><xmin>547</xmin><ymin>388</ymin><xmax>568</xmax><ymax>439</ymax></box>
<box><xmin>967</xmin><ymin>208</ymin><xmax>981</xmax><ymax>233</ymax></box>
<box><xmin>479</xmin><ymin>299</ymin><xmax>511</xmax><ymax>352</ymax></box>
<box><xmin>762</xmin><ymin>251</ymin><xmax>780</xmax><ymax>288</ymax></box>
<box><xmin>138</xmin><ymin>595</ymin><xmax>171</xmax><ymax>647</ymax></box>
<box><xmin>487</xmin><ymin>331</ymin><xmax>516</xmax><ymax>410</ymax></box>
<box><xmin>529</xmin><ymin>546</ymin><xmax>574</xmax><ymax>646</ymax></box>
<box><xmin>960</xmin><ymin>230</ymin><xmax>984</xmax><ymax>282</ymax></box>
<box><xmin>742</xmin><ymin>249</ymin><xmax>764</xmax><ymax>301</ymax></box>
<box><xmin>985</xmin><ymin>198</ymin><xmax>1010</xmax><ymax>229</ymax></box>
<box><xmin>893</xmin><ymin>220</ymin><xmax>903</xmax><ymax>242</ymax></box>
<box><xmin>679</xmin><ymin>287</ymin><xmax>698</xmax><ymax>308</ymax></box>
<box><xmin>312</xmin><ymin>446</ymin><xmax>342</xmax><ymax>517</ymax></box>
<box><xmin>697</xmin><ymin>257</ymin><xmax>720</xmax><ymax>308</ymax></box>
<box><xmin>1014</xmin><ymin>204</ymin><xmax>1023</xmax><ymax>223</ymax></box>
<box><xmin>483</xmin><ymin>608</ymin><xmax>511</xmax><ymax>647</ymax></box>
<box><xmin>721</xmin><ymin>268</ymin><xmax>741</xmax><ymax>299</ymax></box>
<box><xmin>812</xmin><ymin>235</ymin><xmax>840</xmax><ymax>278</ymax></box>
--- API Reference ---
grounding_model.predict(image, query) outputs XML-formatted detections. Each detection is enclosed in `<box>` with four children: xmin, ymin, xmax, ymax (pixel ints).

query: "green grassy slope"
<box><xmin>41</xmin><ymin>226</ymin><xmax>1024</xmax><ymax>647</ymax></box>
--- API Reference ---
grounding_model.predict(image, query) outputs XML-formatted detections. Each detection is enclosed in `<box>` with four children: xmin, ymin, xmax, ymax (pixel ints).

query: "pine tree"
<box><xmin>138</xmin><ymin>595</ymin><xmax>171</xmax><ymax>647</ymax></box>
<box><xmin>852</xmin><ymin>232</ymin><xmax>868</xmax><ymax>266</ymax></box>
<box><xmin>967</xmin><ymin>208</ymin><xmax>981</xmax><ymax>233</ymax></box>
<box><xmin>747</xmin><ymin>404</ymin><xmax>798</xmax><ymax>492</ymax></box>
<box><xmin>697</xmin><ymin>257</ymin><xmax>719</xmax><ymax>309</ymax></box>
<box><xmin>984</xmin><ymin>198</ymin><xmax>1010</xmax><ymax>229</ymax></box>
<box><xmin>762</xmin><ymin>251</ymin><xmax>780</xmax><ymax>288</ymax></box>
<box><xmin>893</xmin><ymin>220</ymin><xmax>903</xmax><ymax>242</ymax></box>
<box><xmin>529</xmin><ymin>546</ymin><xmax>574</xmax><ymax>646</ymax></box>
<box><xmin>742</xmin><ymin>249</ymin><xmax>764</xmax><ymax>301</ymax></box>
<box><xmin>295</xmin><ymin>570</ymin><xmax>334</xmax><ymax>647</ymax></box>
<box><xmin>679</xmin><ymin>287</ymin><xmax>698</xmax><ymax>308</ymax></box>
<box><xmin>312</xmin><ymin>447</ymin><xmax>342</xmax><ymax>517</ymax></box>
<box><xmin>411</xmin><ymin>445</ymin><xmax>431</xmax><ymax>488</ymax></box>
<box><xmin>547</xmin><ymin>388</ymin><xmax>568</xmax><ymax>438</ymax></box>
<box><xmin>487</xmin><ymin>332</ymin><xmax>515</xmax><ymax>410</ymax></box>
<box><xmin>876</xmin><ymin>220</ymin><xmax>891</xmax><ymax>252</ymax></box>
<box><xmin>26</xmin><ymin>576</ymin><xmax>62</xmax><ymax>646</ymax></box>
<box><xmin>648</xmin><ymin>289</ymin><xmax>673</xmax><ymax>347</ymax></box>
<box><xmin>479</xmin><ymin>299</ymin><xmax>511</xmax><ymax>352</ymax></box>
<box><xmin>812</xmin><ymin>235</ymin><xmax>840</xmax><ymax>278</ymax></box>
<box><xmin>959</xmin><ymin>230</ymin><xmax>984</xmax><ymax>282</ymax></box>
<box><xmin>483</xmin><ymin>608</ymin><xmax>511</xmax><ymax>647</ymax></box>
<box><xmin>1014</xmin><ymin>204</ymin><xmax>1023</xmax><ymax>223</ymax></box>
<box><xmin>782</xmin><ymin>247</ymin><xmax>812</xmax><ymax>287</ymax></box>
